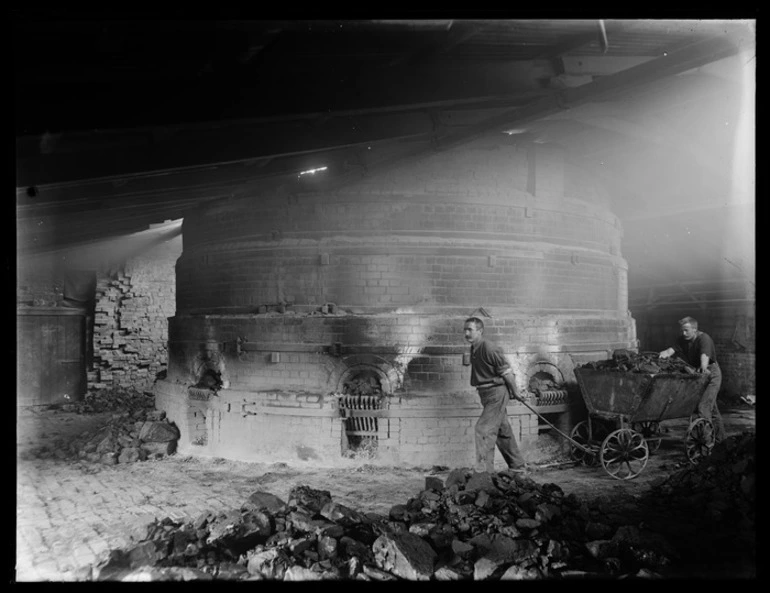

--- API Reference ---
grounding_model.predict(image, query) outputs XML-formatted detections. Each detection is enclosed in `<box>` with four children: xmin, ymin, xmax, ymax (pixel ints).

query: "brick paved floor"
<box><xmin>14</xmin><ymin>407</ymin><xmax>428</xmax><ymax>582</ymax></box>
<box><xmin>16</xmin><ymin>453</ymin><xmax>249</xmax><ymax>581</ymax></box>
<box><xmin>15</xmin><ymin>409</ymin><xmax>257</xmax><ymax>581</ymax></box>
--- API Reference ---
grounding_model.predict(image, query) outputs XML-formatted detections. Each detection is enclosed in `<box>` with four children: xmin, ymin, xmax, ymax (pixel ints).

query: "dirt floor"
<box><xmin>16</xmin><ymin>401</ymin><xmax>756</xmax><ymax>580</ymax></box>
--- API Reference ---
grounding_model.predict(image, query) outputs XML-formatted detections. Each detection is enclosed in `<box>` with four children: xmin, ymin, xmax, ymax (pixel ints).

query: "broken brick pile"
<box><xmin>580</xmin><ymin>351</ymin><xmax>696</xmax><ymax>374</ymax></box>
<box><xmin>88</xmin><ymin>471</ymin><xmax>687</xmax><ymax>581</ymax></box>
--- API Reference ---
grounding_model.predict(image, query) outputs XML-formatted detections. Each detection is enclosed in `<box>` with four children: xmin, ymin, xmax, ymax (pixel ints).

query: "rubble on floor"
<box><xmin>637</xmin><ymin>431</ymin><xmax>756</xmax><ymax>575</ymax></box>
<box><xmin>28</xmin><ymin>388</ymin><xmax>180</xmax><ymax>465</ymax></box>
<box><xmin>579</xmin><ymin>350</ymin><xmax>697</xmax><ymax>374</ymax></box>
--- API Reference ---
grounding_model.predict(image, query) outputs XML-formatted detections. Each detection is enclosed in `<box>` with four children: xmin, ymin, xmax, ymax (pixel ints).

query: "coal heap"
<box><xmin>579</xmin><ymin>350</ymin><xmax>696</xmax><ymax>375</ymax></box>
<box><xmin>25</xmin><ymin>388</ymin><xmax>180</xmax><ymax>466</ymax></box>
<box><xmin>89</xmin><ymin>468</ymin><xmax>716</xmax><ymax>581</ymax></box>
<box><xmin>65</xmin><ymin>408</ymin><xmax>180</xmax><ymax>465</ymax></box>
<box><xmin>637</xmin><ymin>431</ymin><xmax>756</xmax><ymax>576</ymax></box>
<box><xmin>87</xmin><ymin>426</ymin><xmax>756</xmax><ymax>581</ymax></box>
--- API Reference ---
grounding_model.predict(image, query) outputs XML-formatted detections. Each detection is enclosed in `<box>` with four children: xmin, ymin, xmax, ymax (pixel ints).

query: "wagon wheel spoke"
<box><xmin>605</xmin><ymin>458</ymin><xmax>637</xmax><ymax>479</ymax></box>
<box><xmin>569</xmin><ymin>420</ymin><xmax>603</xmax><ymax>466</ymax></box>
<box><xmin>631</xmin><ymin>421</ymin><xmax>662</xmax><ymax>453</ymax></box>
<box><xmin>600</xmin><ymin>429</ymin><xmax>649</xmax><ymax>480</ymax></box>
<box><xmin>569</xmin><ymin>421</ymin><xmax>593</xmax><ymax>465</ymax></box>
<box><xmin>685</xmin><ymin>418</ymin><xmax>715</xmax><ymax>465</ymax></box>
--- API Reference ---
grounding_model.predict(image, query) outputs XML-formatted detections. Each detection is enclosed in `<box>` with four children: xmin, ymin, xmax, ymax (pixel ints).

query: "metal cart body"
<box><xmin>571</xmin><ymin>367</ymin><xmax>714</xmax><ymax>480</ymax></box>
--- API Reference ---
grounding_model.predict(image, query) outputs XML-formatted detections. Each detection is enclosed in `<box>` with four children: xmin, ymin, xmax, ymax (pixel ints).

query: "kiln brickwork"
<box><xmin>155</xmin><ymin>137</ymin><xmax>636</xmax><ymax>466</ymax></box>
<box><xmin>177</xmin><ymin>194</ymin><xmax>624</xmax><ymax>314</ymax></box>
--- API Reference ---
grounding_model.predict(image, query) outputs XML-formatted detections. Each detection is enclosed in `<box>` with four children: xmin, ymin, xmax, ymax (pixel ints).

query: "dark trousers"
<box><xmin>697</xmin><ymin>363</ymin><xmax>726</xmax><ymax>443</ymax></box>
<box><xmin>474</xmin><ymin>384</ymin><xmax>525</xmax><ymax>472</ymax></box>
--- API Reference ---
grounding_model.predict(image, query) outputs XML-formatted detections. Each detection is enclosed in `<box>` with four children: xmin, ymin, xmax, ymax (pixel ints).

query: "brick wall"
<box><xmin>155</xmin><ymin>382</ymin><xmax>562</xmax><ymax>467</ymax></box>
<box><xmin>88</xmin><ymin>236</ymin><xmax>181</xmax><ymax>393</ymax></box>
<box><xmin>177</xmin><ymin>248</ymin><xmax>626</xmax><ymax>315</ymax></box>
<box><xmin>165</xmin><ymin>313</ymin><xmax>636</xmax><ymax>394</ymax></box>
<box><xmin>177</xmin><ymin>152</ymin><xmax>625</xmax><ymax>315</ymax></box>
<box><xmin>390</xmin><ymin>408</ymin><xmax>541</xmax><ymax>467</ymax></box>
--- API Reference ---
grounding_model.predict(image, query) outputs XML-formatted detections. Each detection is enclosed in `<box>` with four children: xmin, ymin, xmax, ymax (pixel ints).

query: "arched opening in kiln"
<box><xmin>337</xmin><ymin>367</ymin><xmax>388</xmax><ymax>458</ymax></box>
<box><xmin>195</xmin><ymin>368</ymin><xmax>223</xmax><ymax>391</ymax></box>
<box><xmin>525</xmin><ymin>361</ymin><xmax>570</xmax><ymax>435</ymax></box>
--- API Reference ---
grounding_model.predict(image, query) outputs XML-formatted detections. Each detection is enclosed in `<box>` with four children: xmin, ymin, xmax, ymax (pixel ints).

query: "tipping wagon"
<box><xmin>567</xmin><ymin>364</ymin><xmax>716</xmax><ymax>480</ymax></box>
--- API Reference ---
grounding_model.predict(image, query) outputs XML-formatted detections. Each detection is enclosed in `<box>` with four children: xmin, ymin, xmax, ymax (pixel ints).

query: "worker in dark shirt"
<box><xmin>659</xmin><ymin>316</ymin><xmax>725</xmax><ymax>443</ymax></box>
<box><xmin>463</xmin><ymin>317</ymin><xmax>527</xmax><ymax>473</ymax></box>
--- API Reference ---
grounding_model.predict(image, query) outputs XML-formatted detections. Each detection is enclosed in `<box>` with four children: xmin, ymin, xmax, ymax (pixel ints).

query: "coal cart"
<box><xmin>570</xmin><ymin>365</ymin><xmax>715</xmax><ymax>480</ymax></box>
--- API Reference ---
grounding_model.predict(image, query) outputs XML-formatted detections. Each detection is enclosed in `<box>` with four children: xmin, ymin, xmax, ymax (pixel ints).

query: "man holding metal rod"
<box><xmin>463</xmin><ymin>317</ymin><xmax>529</xmax><ymax>473</ymax></box>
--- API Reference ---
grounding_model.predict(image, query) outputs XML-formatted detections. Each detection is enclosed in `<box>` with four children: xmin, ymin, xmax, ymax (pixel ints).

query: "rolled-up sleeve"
<box><xmin>698</xmin><ymin>333</ymin><xmax>717</xmax><ymax>363</ymax></box>
<box><xmin>471</xmin><ymin>339</ymin><xmax>514</xmax><ymax>386</ymax></box>
<box><xmin>485</xmin><ymin>344</ymin><xmax>512</xmax><ymax>376</ymax></box>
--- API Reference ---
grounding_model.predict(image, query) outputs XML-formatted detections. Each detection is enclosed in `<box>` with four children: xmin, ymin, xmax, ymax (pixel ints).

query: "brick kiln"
<box><xmin>153</xmin><ymin>136</ymin><xmax>638</xmax><ymax>466</ymax></box>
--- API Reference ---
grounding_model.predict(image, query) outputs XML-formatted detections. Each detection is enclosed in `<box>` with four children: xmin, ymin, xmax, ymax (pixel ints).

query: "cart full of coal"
<box><xmin>566</xmin><ymin>350</ymin><xmax>714</xmax><ymax>480</ymax></box>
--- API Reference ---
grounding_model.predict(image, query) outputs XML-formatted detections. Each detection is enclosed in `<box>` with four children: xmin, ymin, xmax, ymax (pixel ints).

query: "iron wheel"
<box><xmin>631</xmin><ymin>421</ymin><xmax>662</xmax><ymax>453</ymax></box>
<box><xmin>569</xmin><ymin>419</ymin><xmax>608</xmax><ymax>466</ymax></box>
<box><xmin>600</xmin><ymin>428</ymin><xmax>649</xmax><ymax>480</ymax></box>
<box><xmin>685</xmin><ymin>417</ymin><xmax>715</xmax><ymax>464</ymax></box>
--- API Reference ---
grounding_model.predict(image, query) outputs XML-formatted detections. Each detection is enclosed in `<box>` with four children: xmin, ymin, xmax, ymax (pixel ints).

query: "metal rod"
<box><xmin>516</xmin><ymin>397</ymin><xmax>593</xmax><ymax>454</ymax></box>
<box><xmin>535</xmin><ymin>460</ymin><xmax>579</xmax><ymax>469</ymax></box>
